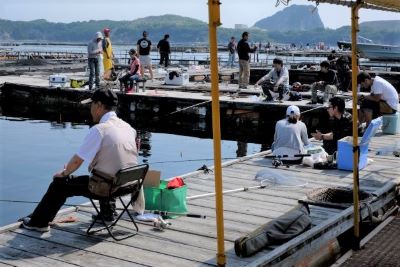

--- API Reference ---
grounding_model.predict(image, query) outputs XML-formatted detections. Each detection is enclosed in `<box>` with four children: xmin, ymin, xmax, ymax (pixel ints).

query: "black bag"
<box><xmin>234</xmin><ymin>205</ymin><xmax>311</xmax><ymax>257</ymax></box>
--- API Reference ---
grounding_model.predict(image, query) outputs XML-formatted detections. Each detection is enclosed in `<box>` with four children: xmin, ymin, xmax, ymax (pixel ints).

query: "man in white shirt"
<box><xmin>22</xmin><ymin>89</ymin><xmax>140</xmax><ymax>232</ymax></box>
<box><xmin>358</xmin><ymin>72</ymin><xmax>399</xmax><ymax>127</ymax></box>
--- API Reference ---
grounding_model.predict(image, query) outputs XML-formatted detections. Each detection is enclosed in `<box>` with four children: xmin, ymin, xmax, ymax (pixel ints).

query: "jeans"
<box><xmin>28</xmin><ymin>175</ymin><xmax>115</xmax><ymax>227</ymax></box>
<box><xmin>159</xmin><ymin>52</ymin><xmax>169</xmax><ymax>67</ymax></box>
<box><xmin>119</xmin><ymin>73</ymin><xmax>140</xmax><ymax>89</ymax></box>
<box><xmin>238</xmin><ymin>59</ymin><xmax>250</xmax><ymax>88</ymax></box>
<box><xmin>88</xmin><ymin>58</ymin><xmax>100</xmax><ymax>90</ymax></box>
<box><xmin>227</xmin><ymin>52</ymin><xmax>235</xmax><ymax>68</ymax></box>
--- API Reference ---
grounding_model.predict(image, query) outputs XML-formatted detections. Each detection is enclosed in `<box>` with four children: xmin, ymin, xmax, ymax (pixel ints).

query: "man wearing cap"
<box><xmin>87</xmin><ymin>32</ymin><xmax>103</xmax><ymax>90</ymax></box>
<box><xmin>272</xmin><ymin>105</ymin><xmax>309</xmax><ymax>160</ymax></box>
<box><xmin>311</xmin><ymin>97</ymin><xmax>352</xmax><ymax>155</ymax></box>
<box><xmin>357</xmin><ymin>72</ymin><xmax>398</xmax><ymax>127</ymax></box>
<box><xmin>21</xmin><ymin>89</ymin><xmax>142</xmax><ymax>232</ymax></box>
<box><xmin>102</xmin><ymin>28</ymin><xmax>114</xmax><ymax>79</ymax></box>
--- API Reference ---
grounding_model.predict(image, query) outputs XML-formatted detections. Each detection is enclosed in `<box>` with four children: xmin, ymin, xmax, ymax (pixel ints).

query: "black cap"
<box><xmin>81</xmin><ymin>89</ymin><xmax>118</xmax><ymax>106</ymax></box>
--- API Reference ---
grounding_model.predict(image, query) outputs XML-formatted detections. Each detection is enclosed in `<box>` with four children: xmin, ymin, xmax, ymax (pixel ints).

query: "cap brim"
<box><xmin>80</xmin><ymin>98</ymin><xmax>93</xmax><ymax>104</ymax></box>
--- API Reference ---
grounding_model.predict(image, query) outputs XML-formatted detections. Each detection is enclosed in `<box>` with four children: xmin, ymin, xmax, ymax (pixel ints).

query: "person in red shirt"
<box><xmin>119</xmin><ymin>49</ymin><xmax>143</xmax><ymax>93</ymax></box>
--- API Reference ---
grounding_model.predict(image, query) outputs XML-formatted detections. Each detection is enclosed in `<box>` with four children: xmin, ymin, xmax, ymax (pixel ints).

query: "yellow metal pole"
<box><xmin>351</xmin><ymin>1</ymin><xmax>361</xmax><ymax>250</ymax></box>
<box><xmin>207</xmin><ymin>0</ymin><xmax>226</xmax><ymax>266</ymax></box>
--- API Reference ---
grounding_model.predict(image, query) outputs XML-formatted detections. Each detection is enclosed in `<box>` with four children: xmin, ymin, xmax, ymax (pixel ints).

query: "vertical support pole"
<box><xmin>207</xmin><ymin>0</ymin><xmax>226</xmax><ymax>266</ymax></box>
<box><xmin>351</xmin><ymin>2</ymin><xmax>361</xmax><ymax>250</ymax></box>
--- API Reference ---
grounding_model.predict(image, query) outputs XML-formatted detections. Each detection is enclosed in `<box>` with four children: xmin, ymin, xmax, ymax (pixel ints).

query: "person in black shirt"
<box><xmin>310</xmin><ymin>60</ymin><xmax>338</xmax><ymax>104</ymax></box>
<box><xmin>137</xmin><ymin>31</ymin><xmax>153</xmax><ymax>79</ymax></box>
<box><xmin>157</xmin><ymin>34</ymin><xmax>170</xmax><ymax>67</ymax></box>
<box><xmin>311</xmin><ymin>97</ymin><xmax>352</xmax><ymax>155</ymax></box>
<box><xmin>237</xmin><ymin>32</ymin><xmax>257</xmax><ymax>89</ymax></box>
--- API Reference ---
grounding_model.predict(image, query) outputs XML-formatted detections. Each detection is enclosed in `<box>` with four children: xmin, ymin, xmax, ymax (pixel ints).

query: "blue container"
<box><xmin>337</xmin><ymin>117</ymin><xmax>382</xmax><ymax>171</ymax></box>
<box><xmin>382</xmin><ymin>112</ymin><xmax>400</xmax><ymax>135</ymax></box>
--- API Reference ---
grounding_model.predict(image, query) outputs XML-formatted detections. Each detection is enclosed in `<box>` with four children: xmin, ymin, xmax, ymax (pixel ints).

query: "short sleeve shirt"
<box><xmin>76</xmin><ymin>112</ymin><xmax>116</xmax><ymax>163</ymax></box>
<box><xmin>371</xmin><ymin>76</ymin><xmax>399</xmax><ymax>111</ymax></box>
<box><xmin>137</xmin><ymin>38</ymin><xmax>152</xmax><ymax>55</ymax></box>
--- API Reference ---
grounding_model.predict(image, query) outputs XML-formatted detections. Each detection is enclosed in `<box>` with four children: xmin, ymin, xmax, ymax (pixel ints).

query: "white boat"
<box><xmin>337</xmin><ymin>36</ymin><xmax>400</xmax><ymax>61</ymax></box>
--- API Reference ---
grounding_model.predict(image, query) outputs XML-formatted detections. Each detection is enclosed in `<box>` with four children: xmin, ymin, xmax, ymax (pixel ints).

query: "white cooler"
<box><xmin>165</xmin><ymin>72</ymin><xmax>189</xmax><ymax>86</ymax></box>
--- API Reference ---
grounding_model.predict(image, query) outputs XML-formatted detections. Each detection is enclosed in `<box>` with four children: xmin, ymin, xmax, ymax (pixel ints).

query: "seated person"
<box><xmin>272</xmin><ymin>105</ymin><xmax>309</xmax><ymax>160</ymax></box>
<box><xmin>254</xmin><ymin>57</ymin><xmax>289</xmax><ymax>101</ymax></box>
<box><xmin>327</xmin><ymin>50</ymin><xmax>338</xmax><ymax>70</ymax></box>
<box><xmin>336</xmin><ymin>56</ymin><xmax>351</xmax><ymax>92</ymax></box>
<box><xmin>21</xmin><ymin>89</ymin><xmax>143</xmax><ymax>232</ymax></box>
<box><xmin>119</xmin><ymin>49</ymin><xmax>143</xmax><ymax>93</ymax></box>
<box><xmin>311</xmin><ymin>97</ymin><xmax>352</xmax><ymax>155</ymax></box>
<box><xmin>357</xmin><ymin>71</ymin><xmax>398</xmax><ymax>127</ymax></box>
<box><xmin>310</xmin><ymin>60</ymin><xmax>338</xmax><ymax>104</ymax></box>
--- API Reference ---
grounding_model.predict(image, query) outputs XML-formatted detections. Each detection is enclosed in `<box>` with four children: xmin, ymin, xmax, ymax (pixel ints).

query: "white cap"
<box><xmin>286</xmin><ymin>105</ymin><xmax>300</xmax><ymax>116</ymax></box>
<box><xmin>95</xmin><ymin>31</ymin><xmax>103</xmax><ymax>39</ymax></box>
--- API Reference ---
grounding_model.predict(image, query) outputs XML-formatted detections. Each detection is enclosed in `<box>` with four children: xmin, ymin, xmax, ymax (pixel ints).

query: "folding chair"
<box><xmin>87</xmin><ymin>163</ymin><xmax>149</xmax><ymax>241</ymax></box>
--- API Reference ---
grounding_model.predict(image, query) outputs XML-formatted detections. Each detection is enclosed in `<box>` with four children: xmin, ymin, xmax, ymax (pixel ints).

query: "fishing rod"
<box><xmin>167</xmin><ymin>100</ymin><xmax>212</xmax><ymax>116</ymax></box>
<box><xmin>146</xmin><ymin>157</ymin><xmax>237</xmax><ymax>165</ymax></box>
<box><xmin>0</xmin><ymin>199</ymin><xmax>206</xmax><ymax>219</ymax></box>
<box><xmin>300</xmin><ymin>105</ymin><xmax>326</xmax><ymax>115</ymax></box>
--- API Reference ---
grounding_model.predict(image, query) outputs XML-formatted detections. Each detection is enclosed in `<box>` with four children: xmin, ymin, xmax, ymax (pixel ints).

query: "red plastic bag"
<box><xmin>167</xmin><ymin>177</ymin><xmax>185</xmax><ymax>189</ymax></box>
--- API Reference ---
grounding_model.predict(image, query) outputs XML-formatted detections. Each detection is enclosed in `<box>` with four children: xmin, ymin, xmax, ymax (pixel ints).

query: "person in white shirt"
<box><xmin>272</xmin><ymin>105</ymin><xmax>309</xmax><ymax>160</ymax></box>
<box><xmin>357</xmin><ymin>72</ymin><xmax>399</xmax><ymax>127</ymax></box>
<box><xmin>21</xmin><ymin>89</ymin><xmax>141</xmax><ymax>232</ymax></box>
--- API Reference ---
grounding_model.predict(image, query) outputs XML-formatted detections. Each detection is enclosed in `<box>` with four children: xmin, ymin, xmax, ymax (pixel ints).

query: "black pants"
<box><xmin>159</xmin><ymin>52</ymin><xmax>169</xmax><ymax>67</ymax></box>
<box><xmin>261</xmin><ymin>83</ymin><xmax>284</xmax><ymax>100</ymax></box>
<box><xmin>119</xmin><ymin>73</ymin><xmax>134</xmax><ymax>89</ymax></box>
<box><xmin>29</xmin><ymin>175</ymin><xmax>115</xmax><ymax>227</ymax></box>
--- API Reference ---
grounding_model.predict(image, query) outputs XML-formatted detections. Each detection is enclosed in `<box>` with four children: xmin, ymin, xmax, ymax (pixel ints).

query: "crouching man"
<box><xmin>22</xmin><ymin>89</ymin><xmax>143</xmax><ymax>232</ymax></box>
<box><xmin>357</xmin><ymin>71</ymin><xmax>398</xmax><ymax>127</ymax></box>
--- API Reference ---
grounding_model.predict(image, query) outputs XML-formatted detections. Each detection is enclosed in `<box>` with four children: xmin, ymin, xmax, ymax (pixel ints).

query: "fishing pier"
<box><xmin>0</xmin><ymin>129</ymin><xmax>399</xmax><ymax>266</ymax></box>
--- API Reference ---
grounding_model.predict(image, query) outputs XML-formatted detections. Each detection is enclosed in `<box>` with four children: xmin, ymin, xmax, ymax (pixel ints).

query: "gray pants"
<box><xmin>311</xmin><ymin>83</ymin><xmax>337</xmax><ymax>103</ymax></box>
<box><xmin>88</xmin><ymin>58</ymin><xmax>100</xmax><ymax>90</ymax></box>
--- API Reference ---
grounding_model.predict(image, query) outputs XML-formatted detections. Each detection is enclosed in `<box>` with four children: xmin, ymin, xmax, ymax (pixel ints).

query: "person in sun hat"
<box><xmin>87</xmin><ymin>31</ymin><xmax>103</xmax><ymax>90</ymax></box>
<box><xmin>272</xmin><ymin>105</ymin><xmax>309</xmax><ymax>160</ymax></box>
<box><xmin>21</xmin><ymin>89</ymin><xmax>144</xmax><ymax>232</ymax></box>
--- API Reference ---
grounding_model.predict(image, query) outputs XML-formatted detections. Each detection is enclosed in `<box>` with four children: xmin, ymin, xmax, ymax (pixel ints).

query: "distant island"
<box><xmin>0</xmin><ymin>5</ymin><xmax>399</xmax><ymax>46</ymax></box>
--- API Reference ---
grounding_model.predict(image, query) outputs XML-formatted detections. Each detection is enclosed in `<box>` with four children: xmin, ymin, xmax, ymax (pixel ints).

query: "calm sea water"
<box><xmin>0</xmin><ymin>117</ymin><xmax>261</xmax><ymax>226</ymax></box>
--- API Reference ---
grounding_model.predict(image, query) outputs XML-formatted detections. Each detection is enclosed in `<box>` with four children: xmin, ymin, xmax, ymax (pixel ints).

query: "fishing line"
<box><xmin>145</xmin><ymin>157</ymin><xmax>237</xmax><ymax>165</ymax></box>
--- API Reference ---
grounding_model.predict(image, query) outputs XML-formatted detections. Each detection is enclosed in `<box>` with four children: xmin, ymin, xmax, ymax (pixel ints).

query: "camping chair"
<box><xmin>87</xmin><ymin>163</ymin><xmax>149</xmax><ymax>241</ymax></box>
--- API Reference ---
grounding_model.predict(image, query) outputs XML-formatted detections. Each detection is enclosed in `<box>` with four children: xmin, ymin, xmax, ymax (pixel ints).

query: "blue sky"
<box><xmin>0</xmin><ymin>0</ymin><xmax>399</xmax><ymax>29</ymax></box>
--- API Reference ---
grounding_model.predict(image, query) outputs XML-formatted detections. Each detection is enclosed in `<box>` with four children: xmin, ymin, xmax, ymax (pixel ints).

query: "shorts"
<box><xmin>139</xmin><ymin>55</ymin><xmax>152</xmax><ymax>67</ymax></box>
<box><xmin>361</xmin><ymin>99</ymin><xmax>396</xmax><ymax>118</ymax></box>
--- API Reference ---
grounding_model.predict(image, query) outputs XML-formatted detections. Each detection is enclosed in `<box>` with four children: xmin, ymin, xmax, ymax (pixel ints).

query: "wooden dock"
<box><xmin>0</xmin><ymin>130</ymin><xmax>399</xmax><ymax>266</ymax></box>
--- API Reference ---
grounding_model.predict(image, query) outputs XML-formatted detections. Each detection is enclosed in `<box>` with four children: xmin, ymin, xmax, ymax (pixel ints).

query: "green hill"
<box><xmin>0</xmin><ymin>15</ymin><xmax>399</xmax><ymax>45</ymax></box>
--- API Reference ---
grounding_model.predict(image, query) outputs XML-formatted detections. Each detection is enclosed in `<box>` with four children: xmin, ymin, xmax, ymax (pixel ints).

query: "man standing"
<box><xmin>358</xmin><ymin>72</ymin><xmax>399</xmax><ymax>127</ymax></box>
<box><xmin>310</xmin><ymin>60</ymin><xmax>338</xmax><ymax>104</ymax></box>
<box><xmin>137</xmin><ymin>31</ymin><xmax>153</xmax><ymax>80</ymax></box>
<box><xmin>102</xmin><ymin>28</ymin><xmax>114</xmax><ymax>79</ymax></box>
<box><xmin>87</xmin><ymin>32</ymin><xmax>103</xmax><ymax>90</ymax></box>
<box><xmin>21</xmin><ymin>89</ymin><xmax>143</xmax><ymax>232</ymax></box>
<box><xmin>254</xmin><ymin>57</ymin><xmax>289</xmax><ymax>101</ymax></box>
<box><xmin>311</xmin><ymin>97</ymin><xmax>352</xmax><ymax>155</ymax></box>
<box><xmin>157</xmin><ymin>34</ymin><xmax>171</xmax><ymax>68</ymax></box>
<box><xmin>237</xmin><ymin>32</ymin><xmax>257</xmax><ymax>89</ymax></box>
<box><xmin>226</xmin><ymin>36</ymin><xmax>236</xmax><ymax>68</ymax></box>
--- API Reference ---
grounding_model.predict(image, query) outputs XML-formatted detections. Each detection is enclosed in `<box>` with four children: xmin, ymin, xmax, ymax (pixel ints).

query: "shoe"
<box><xmin>92</xmin><ymin>213</ymin><xmax>115</xmax><ymax>223</ymax></box>
<box><xmin>21</xmin><ymin>218</ymin><xmax>50</xmax><ymax>232</ymax></box>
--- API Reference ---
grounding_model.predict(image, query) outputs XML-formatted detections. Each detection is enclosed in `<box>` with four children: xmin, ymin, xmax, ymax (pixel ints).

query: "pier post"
<box><xmin>208</xmin><ymin>0</ymin><xmax>226</xmax><ymax>266</ymax></box>
<box><xmin>351</xmin><ymin>1</ymin><xmax>362</xmax><ymax>250</ymax></box>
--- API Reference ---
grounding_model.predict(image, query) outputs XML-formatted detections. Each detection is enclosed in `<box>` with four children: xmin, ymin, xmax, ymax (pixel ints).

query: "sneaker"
<box><xmin>92</xmin><ymin>213</ymin><xmax>115</xmax><ymax>223</ymax></box>
<box><xmin>21</xmin><ymin>218</ymin><xmax>50</xmax><ymax>232</ymax></box>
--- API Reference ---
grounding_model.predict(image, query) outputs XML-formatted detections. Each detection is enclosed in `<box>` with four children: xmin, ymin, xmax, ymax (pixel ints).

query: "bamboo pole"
<box><xmin>207</xmin><ymin>0</ymin><xmax>226</xmax><ymax>266</ymax></box>
<box><xmin>351</xmin><ymin>1</ymin><xmax>362</xmax><ymax>250</ymax></box>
